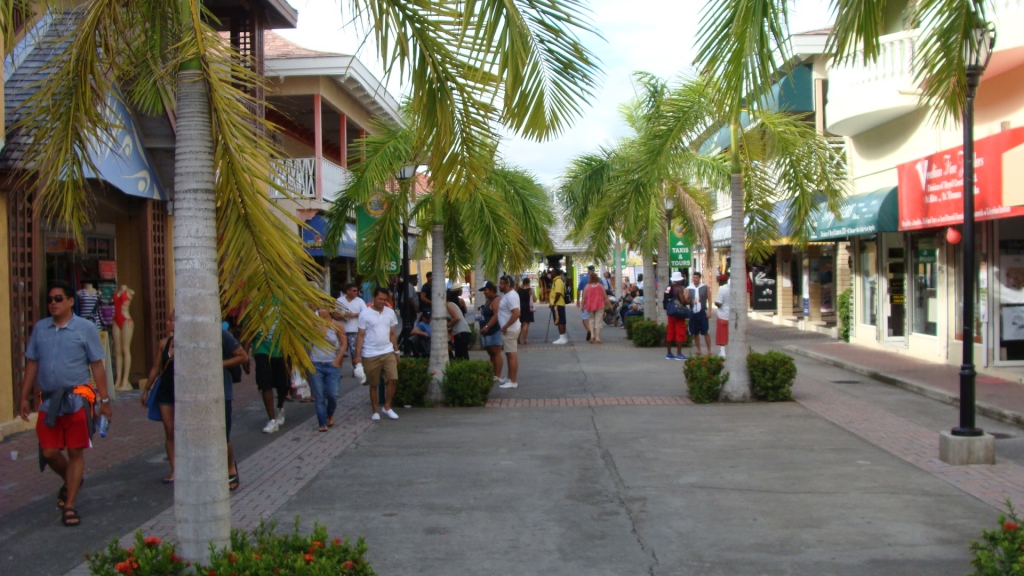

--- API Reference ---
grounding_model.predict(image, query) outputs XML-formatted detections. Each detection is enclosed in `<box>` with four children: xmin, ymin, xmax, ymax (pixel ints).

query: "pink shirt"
<box><xmin>583</xmin><ymin>283</ymin><xmax>606</xmax><ymax>312</ymax></box>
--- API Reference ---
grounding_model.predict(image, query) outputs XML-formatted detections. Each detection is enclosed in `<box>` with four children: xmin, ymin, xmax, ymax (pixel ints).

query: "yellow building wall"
<box><xmin>0</xmin><ymin>192</ymin><xmax>14</xmax><ymax>423</ymax></box>
<box><xmin>115</xmin><ymin>214</ymin><xmax>148</xmax><ymax>385</ymax></box>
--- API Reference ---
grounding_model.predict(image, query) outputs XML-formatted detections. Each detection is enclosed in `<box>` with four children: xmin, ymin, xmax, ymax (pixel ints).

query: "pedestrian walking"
<box><xmin>583</xmin><ymin>272</ymin><xmax>609</xmax><ymax>344</ymax></box>
<box><xmin>517</xmin><ymin>278</ymin><xmax>536</xmax><ymax>344</ymax></box>
<box><xmin>221</xmin><ymin>327</ymin><xmax>248</xmax><ymax>491</ymax></box>
<box><xmin>686</xmin><ymin>272</ymin><xmax>712</xmax><ymax>355</ymax></box>
<box><xmin>714</xmin><ymin>273</ymin><xmax>731</xmax><ymax>358</ymax></box>
<box><xmin>309</xmin><ymin>306</ymin><xmax>347</xmax><ymax>432</ymax></box>
<box><xmin>549</xmin><ymin>268</ymin><xmax>569</xmax><ymax>344</ymax></box>
<box><xmin>335</xmin><ymin>283</ymin><xmax>368</xmax><ymax>375</ymax></box>
<box><xmin>420</xmin><ymin>271</ymin><xmax>433</xmax><ymax>310</ymax></box>
<box><xmin>664</xmin><ymin>271</ymin><xmax>689</xmax><ymax>360</ymax></box>
<box><xmin>447</xmin><ymin>285</ymin><xmax>473</xmax><ymax>360</ymax></box>
<box><xmin>19</xmin><ymin>282</ymin><xmax>111</xmax><ymax>527</ymax></box>
<box><xmin>497</xmin><ymin>276</ymin><xmax>522</xmax><ymax>388</ymax></box>
<box><xmin>354</xmin><ymin>287</ymin><xmax>401</xmax><ymax>421</ymax></box>
<box><xmin>577</xmin><ymin>265</ymin><xmax>594</xmax><ymax>340</ymax></box>
<box><xmin>477</xmin><ymin>281</ymin><xmax>505</xmax><ymax>382</ymax></box>
<box><xmin>252</xmin><ymin>324</ymin><xmax>289</xmax><ymax>434</ymax></box>
<box><xmin>141</xmin><ymin>312</ymin><xmax>176</xmax><ymax>484</ymax></box>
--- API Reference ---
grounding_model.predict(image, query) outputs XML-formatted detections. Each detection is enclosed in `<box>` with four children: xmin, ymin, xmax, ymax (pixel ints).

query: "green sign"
<box><xmin>669</xmin><ymin>224</ymin><xmax>692</xmax><ymax>268</ymax></box>
<box><xmin>916</xmin><ymin>249</ymin><xmax>937</xmax><ymax>264</ymax></box>
<box><xmin>356</xmin><ymin>192</ymin><xmax>400</xmax><ymax>276</ymax></box>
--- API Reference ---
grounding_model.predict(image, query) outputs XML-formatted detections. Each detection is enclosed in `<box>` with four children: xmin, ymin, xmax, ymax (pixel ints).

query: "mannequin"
<box><xmin>112</xmin><ymin>285</ymin><xmax>135</xmax><ymax>390</ymax></box>
<box><xmin>78</xmin><ymin>283</ymin><xmax>101</xmax><ymax>327</ymax></box>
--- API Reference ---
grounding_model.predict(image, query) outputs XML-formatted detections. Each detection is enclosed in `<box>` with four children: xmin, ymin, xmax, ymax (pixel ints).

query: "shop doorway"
<box><xmin>997</xmin><ymin>217</ymin><xmax>1024</xmax><ymax>364</ymax></box>
<box><xmin>882</xmin><ymin>233</ymin><xmax>907</xmax><ymax>343</ymax></box>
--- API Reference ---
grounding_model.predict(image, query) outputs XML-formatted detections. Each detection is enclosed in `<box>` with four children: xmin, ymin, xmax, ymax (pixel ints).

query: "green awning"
<box><xmin>808</xmin><ymin>186</ymin><xmax>899</xmax><ymax>241</ymax></box>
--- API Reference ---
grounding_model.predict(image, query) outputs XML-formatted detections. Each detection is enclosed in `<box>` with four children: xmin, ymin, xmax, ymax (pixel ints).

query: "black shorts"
<box><xmin>520</xmin><ymin>309</ymin><xmax>535</xmax><ymax>323</ymax></box>
<box><xmin>554</xmin><ymin>305</ymin><xmax>566</xmax><ymax>326</ymax></box>
<box><xmin>689</xmin><ymin>311</ymin><xmax>710</xmax><ymax>335</ymax></box>
<box><xmin>255</xmin><ymin>354</ymin><xmax>289</xmax><ymax>393</ymax></box>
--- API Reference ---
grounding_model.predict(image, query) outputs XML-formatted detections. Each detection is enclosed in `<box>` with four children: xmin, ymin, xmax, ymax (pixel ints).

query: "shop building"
<box><xmin>824</xmin><ymin>0</ymin><xmax>1024</xmax><ymax>380</ymax></box>
<box><xmin>263</xmin><ymin>32</ymin><xmax>401</xmax><ymax>297</ymax></box>
<box><xmin>0</xmin><ymin>1</ymin><xmax>298</xmax><ymax>435</ymax></box>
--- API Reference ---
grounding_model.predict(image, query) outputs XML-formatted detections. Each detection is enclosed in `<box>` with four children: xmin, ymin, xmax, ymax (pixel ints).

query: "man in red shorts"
<box><xmin>664</xmin><ymin>271</ymin><xmax>689</xmax><ymax>360</ymax></box>
<box><xmin>19</xmin><ymin>282</ymin><xmax>110</xmax><ymax>527</ymax></box>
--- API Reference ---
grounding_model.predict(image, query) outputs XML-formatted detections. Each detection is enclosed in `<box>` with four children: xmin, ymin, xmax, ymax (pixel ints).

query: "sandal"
<box><xmin>62</xmin><ymin>507</ymin><xmax>81</xmax><ymax>527</ymax></box>
<box><xmin>57</xmin><ymin>479</ymin><xmax>84</xmax><ymax>509</ymax></box>
<box><xmin>162</xmin><ymin>475</ymin><xmax>174</xmax><ymax>484</ymax></box>
<box><xmin>318</xmin><ymin>426</ymin><xmax>328</xmax><ymax>432</ymax></box>
<box><xmin>327</xmin><ymin>416</ymin><xmax>334</xmax><ymax>428</ymax></box>
<box><xmin>228</xmin><ymin>472</ymin><xmax>240</xmax><ymax>492</ymax></box>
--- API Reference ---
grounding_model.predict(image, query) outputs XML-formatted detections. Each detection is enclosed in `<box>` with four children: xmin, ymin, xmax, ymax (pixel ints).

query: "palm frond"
<box><xmin>825</xmin><ymin>0</ymin><xmax>890</xmax><ymax>64</ymax></box>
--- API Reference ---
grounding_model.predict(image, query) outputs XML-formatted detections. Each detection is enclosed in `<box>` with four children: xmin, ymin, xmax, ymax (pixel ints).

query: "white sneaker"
<box><xmin>371</xmin><ymin>413</ymin><xmax>380</xmax><ymax>421</ymax></box>
<box><xmin>275</xmin><ymin>407</ymin><xmax>285</xmax><ymax>426</ymax></box>
<box><xmin>262</xmin><ymin>419</ymin><xmax>279</xmax><ymax>433</ymax></box>
<box><xmin>553</xmin><ymin>336</ymin><xmax>568</xmax><ymax>345</ymax></box>
<box><xmin>381</xmin><ymin>408</ymin><xmax>399</xmax><ymax>420</ymax></box>
<box><xmin>499</xmin><ymin>381</ymin><xmax>518</xmax><ymax>389</ymax></box>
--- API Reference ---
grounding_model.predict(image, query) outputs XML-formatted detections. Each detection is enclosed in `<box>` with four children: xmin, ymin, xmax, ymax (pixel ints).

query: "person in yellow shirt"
<box><xmin>549</xmin><ymin>269</ymin><xmax>569</xmax><ymax>345</ymax></box>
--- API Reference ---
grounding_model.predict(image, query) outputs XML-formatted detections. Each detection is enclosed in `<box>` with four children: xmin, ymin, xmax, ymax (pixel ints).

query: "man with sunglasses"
<box><xmin>19</xmin><ymin>282</ymin><xmax>110</xmax><ymax>527</ymax></box>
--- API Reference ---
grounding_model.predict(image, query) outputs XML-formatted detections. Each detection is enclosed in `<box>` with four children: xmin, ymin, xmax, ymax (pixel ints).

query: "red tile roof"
<box><xmin>264</xmin><ymin>30</ymin><xmax>344</xmax><ymax>59</ymax></box>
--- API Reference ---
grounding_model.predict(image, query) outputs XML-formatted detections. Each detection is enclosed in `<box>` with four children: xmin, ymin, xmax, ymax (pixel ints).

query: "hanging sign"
<box><xmin>356</xmin><ymin>192</ymin><xmax>400</xmax><ymax>276</ymax></box>
<box><xmin>669</xmin><ymin>223</ymin><xmax>692</xmax><ymax>268</ymax></box>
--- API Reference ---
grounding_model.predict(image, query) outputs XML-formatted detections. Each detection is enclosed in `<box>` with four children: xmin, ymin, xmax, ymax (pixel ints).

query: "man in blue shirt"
<box><xmin>19</xmin><ymin>282</ymin><xmax>110</xmax><ymax>527</ymax></box>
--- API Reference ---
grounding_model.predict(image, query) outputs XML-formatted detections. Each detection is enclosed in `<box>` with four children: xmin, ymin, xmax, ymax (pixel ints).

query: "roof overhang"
<box><xmin>265</xmin><ymin>55</ymin><xmax>401</xmax><ymax>125</ymax></box>
<box><xmin>261</xmin><ymin>0</ymin><xmax>298</xmax><ymax>28</ymax></box>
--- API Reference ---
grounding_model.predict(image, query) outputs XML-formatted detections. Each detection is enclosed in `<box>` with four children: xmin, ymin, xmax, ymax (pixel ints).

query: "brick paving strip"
<box><xmin>65</xmin><ymin>387</ymin><xmax>373</xmax><ymax>575</ymax></box>
<box><xmin>795</xmin><ymin>377</ymin><xmax>1024</xmax><ymax>513</ymax></box>
<box><xmin>485</xmin><ymin>396</ymin><xmax>692</xmax><ymax>407</ymax></box>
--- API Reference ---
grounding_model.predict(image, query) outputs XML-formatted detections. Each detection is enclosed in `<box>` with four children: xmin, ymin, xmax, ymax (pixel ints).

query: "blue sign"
<box><xmin>303</xmin><ymin>213</ymin><xmax>356</xmax><ymax>258</ymax></box>
<box><xmin>84</xmin><ymin>92</ymin><xmax>166</xmax><ymax>201</ymax></box>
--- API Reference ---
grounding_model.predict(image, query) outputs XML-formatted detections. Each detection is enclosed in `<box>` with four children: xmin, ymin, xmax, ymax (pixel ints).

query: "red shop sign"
<box><xmin>896</xmin><ymin>126</ymin><xmax>1024</xmax><ymax>230</ymax></box>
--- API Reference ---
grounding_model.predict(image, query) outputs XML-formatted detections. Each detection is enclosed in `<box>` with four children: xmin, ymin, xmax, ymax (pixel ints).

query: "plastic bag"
<box><xmin>290</xmin><ymin>368</ymin><xmax>312</xmax><ymax>400</ymax></box>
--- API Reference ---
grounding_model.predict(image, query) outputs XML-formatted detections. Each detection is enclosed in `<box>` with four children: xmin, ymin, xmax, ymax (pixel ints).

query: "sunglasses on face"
<box><xmin>47</xmin><ymin>295</ymin><xmax>67</xmax><ymax>304</ymax></box>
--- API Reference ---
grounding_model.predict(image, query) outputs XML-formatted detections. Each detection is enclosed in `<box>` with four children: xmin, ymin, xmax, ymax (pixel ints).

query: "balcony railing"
<box><xmin>270</xmin><ymin>157</ymin><xmax>351</xmax><ymax>201</ymax></box>
<box><xmin>828</xmin><ymin>30</ymin><xmax>918</xmax><ymax>97</ymax></box>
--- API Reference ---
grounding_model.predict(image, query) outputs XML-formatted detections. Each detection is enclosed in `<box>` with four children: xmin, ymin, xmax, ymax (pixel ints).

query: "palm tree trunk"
<box><xmin>474</xmin><ymin>254</ymin><xmax>484</xmax><ymax>305</ymax></box>
<box><xmin>172</xmin><ymin>67</ymin><xmax>231</xmax><ymax>561</ymax></box>
<box><xmin>658</xmin><ymin>219</ymin><xmax>670</xmax><ymax>325</ymax></box>
<box><xmin>427</xmin><ymin>221</ymin><xmax>447</xmax><ymax>403</ymax></box>
<box><xmin>642</xmin><ymin>252</ymin><xmax>656</xmax><ymax>321</ymax></box>
<box><xmin>721</xmin><ymin>121</ymin><xmax>751</xmax><ymax>401</ymax></box>
<box><xmin>614</xmin><ymin>236</ymin><xmax>623</xmax><ymax>299</ymax></box>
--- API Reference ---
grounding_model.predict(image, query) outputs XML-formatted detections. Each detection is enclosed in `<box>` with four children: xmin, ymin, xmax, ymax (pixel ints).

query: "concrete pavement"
<box><xmin>1</xmin><ymin>308</ymin><xmax>1020</xmax><ymax>575</ymax></box>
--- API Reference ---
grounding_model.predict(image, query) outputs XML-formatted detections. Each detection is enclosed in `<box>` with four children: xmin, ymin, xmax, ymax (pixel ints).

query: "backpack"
<box><xmin>666</xmin><ymin>286</ymin><xmax>691</xmax><ymax>320</ymax></box>
<box><xmin>563</xmin><ymin>276</ymin><xmax>573</xmax><ymax>304</ymax></box>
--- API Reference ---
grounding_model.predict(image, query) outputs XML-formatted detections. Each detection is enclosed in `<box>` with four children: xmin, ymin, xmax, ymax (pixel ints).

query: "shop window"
<box><xmin>819</xmin><ymin>246</ymin><xmax>835</xmax><ymax>315</ymax></box>
<box><xmin>998</xmin><ymin>217</ymin><xmax>1024</xmax><ymax>361</ymax></box>
<box><xmin>912</xmin><ymin>235</ymin><xmax>938</xmax><ymax>336</ymax></box>
<box><xmin>860</xmin><ymin>240</ymin><xmax>877</xmax><ymax>326</ymax></box>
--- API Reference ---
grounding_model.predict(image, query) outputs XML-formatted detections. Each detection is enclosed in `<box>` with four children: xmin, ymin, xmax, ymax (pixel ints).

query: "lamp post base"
<box><xmin>939</xmin><ymin>431</ymin><xmax>995</xmax><ymax>465</ymax></box>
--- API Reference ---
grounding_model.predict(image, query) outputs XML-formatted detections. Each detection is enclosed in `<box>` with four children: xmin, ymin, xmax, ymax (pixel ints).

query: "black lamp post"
<box><xmin>396</xmin><ymin>165</ymin><xmax>419</xmax><ymax>344</ymax></box>
<box><xmin>952</xmin><ymin>21</ymin><xmax>995</xmax><ymax>438</ymax></box>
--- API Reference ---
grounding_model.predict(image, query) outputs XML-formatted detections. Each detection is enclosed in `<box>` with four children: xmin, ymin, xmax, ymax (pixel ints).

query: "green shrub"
<box><xmin>683</xmin><ymin>355</ymin><xmax>728</xmax><ymax>403</ymax></box>
<box><xmin>632</xmin><ymin>320</ymin><xmax>665</xmax><ymax>347</ymax></box>
<box><xmin>625</xmin><ymin>315</ymin><xmax>643</xmax><ymax>339</ymax></box>
<box><xmin>394</xmin><ymin>357</ymin><xmax>430</xmax><ymax>407</ymax></box>
<box><xmin>442</xmin><ymin>359</ymin><xmax>493</xmax><ymax>407</ymax></box>
<box><xmin>838</xmin><ymin>288</ymin><xmax>852</xmax><ymax>342</ymax></box>
<box><xmin>747</xmin><ymin>350</ymin><xmax>796</xmax><ymax>402</ymax></box>
<box><xmin>86</xmin><ymin>520</ymin><xmax>374</xmax><ymax>575</ymax></box>
<box><xmin>969</xmin><ymin>500</ymin><xmax>1024</xmax><ymax>575</ymax></box>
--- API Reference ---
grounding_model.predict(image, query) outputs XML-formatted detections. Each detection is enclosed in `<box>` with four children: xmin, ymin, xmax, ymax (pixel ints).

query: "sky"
<box><xmin>277</xmin><ymin>0</ymin><xmax>835</xmax><ymax>186</ymax></box>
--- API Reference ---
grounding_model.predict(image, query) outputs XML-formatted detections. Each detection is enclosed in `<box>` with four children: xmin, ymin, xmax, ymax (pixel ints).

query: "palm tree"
<box><xmin>560</xmin><ymin>74</ymin><xmax>724</xmax><ymax>323</ymax></box>
<box><xmin>13</xmin><ymin>0</ymin><xmax>335</xmax><ymax>561</ymax></box>
<box><xmin>693</xmin><ymin>0</ymin><xmax>854</xmax><ymax>400</ymax></box>
<box><xmin>324</xmin><ymin>117</ymin><xmax>553</xmax><ymax>402</ymax></box>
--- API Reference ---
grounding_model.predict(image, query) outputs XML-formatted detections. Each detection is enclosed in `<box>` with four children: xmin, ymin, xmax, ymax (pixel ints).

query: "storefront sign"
<box><xmin>916</xmin><ymin>249</ymin><xmax>937</xmax><ymax>263</ymax></box>
<box><xmin>669</xmin><ymin>223</ymin><xmax>692</xmax><ymax>268</ymax></box>
<box><xmin>356</xmin><ymin>192</ymin><xmax>400</xmax><ymax>276</ymax></box>
<box><xmin>45</xmin><ymin>237</ymin><xmax>76</xmax><ymax>252</ymax></box>
<box><xmin>751</xmin><ymin>255</ymin><xmax>777</xmax><ymax>311</ymax></box>
<box><xmin>897</xmin><ymin>126</ymin><xmax>1024</xmax><ymax>230</ymax></box>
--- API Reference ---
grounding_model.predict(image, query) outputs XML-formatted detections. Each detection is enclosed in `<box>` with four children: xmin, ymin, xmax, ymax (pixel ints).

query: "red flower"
<box><xmin>304</xmin><ymin>553</ymin><xmax>314</xmax><ymax>564</ymax></box>
<box><xmin>253</xmin><ymin>554</ymin><xmax>261</xmax><ymax>560</ymax></box>
<box><xmin>114</xmin><ymin>561</ymin><xmax>133</xmax><ymax>575</ymax></box>
<box><xmin>144</xmin><ymin>536</ymin><xmax>162</xmax><ymax>547</ymax></box>
<box><xmin>125</xmin><ymin>548</ymin><xmax>134</xmax><ymax>555</ymax></box>
<box><xmin>333</xmin><ymin>538</ymin><xmax>342</xmax><ymax>545</ymax></box>
<box><xmin>228</xmin><ymin>553</ymin><xmax>238</xmax><ymax>564</ymax></box>
<box><xmin>170</xmin><ymin>553</ymin><xmax>184</xmax><ymax>564</ymax></box>
<box><xmin>207</xmin><ymin>571</ymin><xmax>217</xmax><ymax>576</ymax></box>
<box><xmin>1006</xmin><ymin>521</ymin><xmax>1020</xmax><ymax>532</ymax></box>
<box><xmin>313</xmin><ymin>541</ymin><xmax>324</xmax><ymax>548</ymax></box>
<box><xmin>342</xmin><ymin>560</ymin><xmax>357</xmax><ymax>570</ymax></box>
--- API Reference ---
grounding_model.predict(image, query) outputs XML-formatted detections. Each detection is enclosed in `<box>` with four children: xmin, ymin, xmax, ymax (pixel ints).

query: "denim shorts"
<box><xmin>481</xmin><ymin>331</ymin><xmax>502</xmax><ymax>348</ymax></box>
<box><xmin>581</xmin><ymin>309</ymin><xmax>589</xmax><ymax>321</ymax></box>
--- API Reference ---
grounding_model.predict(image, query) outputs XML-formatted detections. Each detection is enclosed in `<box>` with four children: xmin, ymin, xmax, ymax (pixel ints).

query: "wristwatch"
<box><xmin>99</xmin><ymin>398</ymin><xmax>110</xmax><ymax>404</ymax></box>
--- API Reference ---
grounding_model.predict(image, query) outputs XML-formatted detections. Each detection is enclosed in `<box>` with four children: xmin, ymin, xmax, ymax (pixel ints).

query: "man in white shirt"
<box><xmin>354</xmin><ymin>287</ymin><xmax>400</xmax><ymax>421</ymax></box>
<box><xmin>714</xmin><ymin>273</ymin><xmax>731</xmax><ymax>358</ymax></box>
<box><xmin>335</xmin><ymin>283</ymin><xmax>367</xmax><ymax>374</ymax></box>
<box><xmin>497</xmin><ymin>276</ymin><xmax>522</xmax><ymax>389</ymax></box>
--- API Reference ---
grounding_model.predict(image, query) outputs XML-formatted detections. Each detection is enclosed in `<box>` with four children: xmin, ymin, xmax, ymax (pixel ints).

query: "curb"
<box><xmin>785</xmin><ymin>345</ymin><xmax>1024</xmax><ymax>430</ymax></box>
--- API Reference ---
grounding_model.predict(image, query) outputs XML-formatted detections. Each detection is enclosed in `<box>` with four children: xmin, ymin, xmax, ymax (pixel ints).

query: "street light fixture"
<box><xmin>952</xmin><ymin>20</ymin><xmax>995</xmax><ymax>438</ymax></box>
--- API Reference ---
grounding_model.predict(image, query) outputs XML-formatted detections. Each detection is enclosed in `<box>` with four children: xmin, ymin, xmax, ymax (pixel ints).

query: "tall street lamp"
<box><xmin>952</xmin><ymin>21</ymin><xmax>995</xmax><ymax>438</ymax></box>
<box><xmin>396</xmin><ymin>164</ymin><xmax>419</xmax><ymax>345</ymax></box>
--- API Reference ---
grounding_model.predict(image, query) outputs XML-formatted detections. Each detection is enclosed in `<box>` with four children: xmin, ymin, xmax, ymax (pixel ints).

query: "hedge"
<box><xmin>748</xmin><ymin>350</ymin><xmax>796</xmax><ymax>402</ymax></box>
